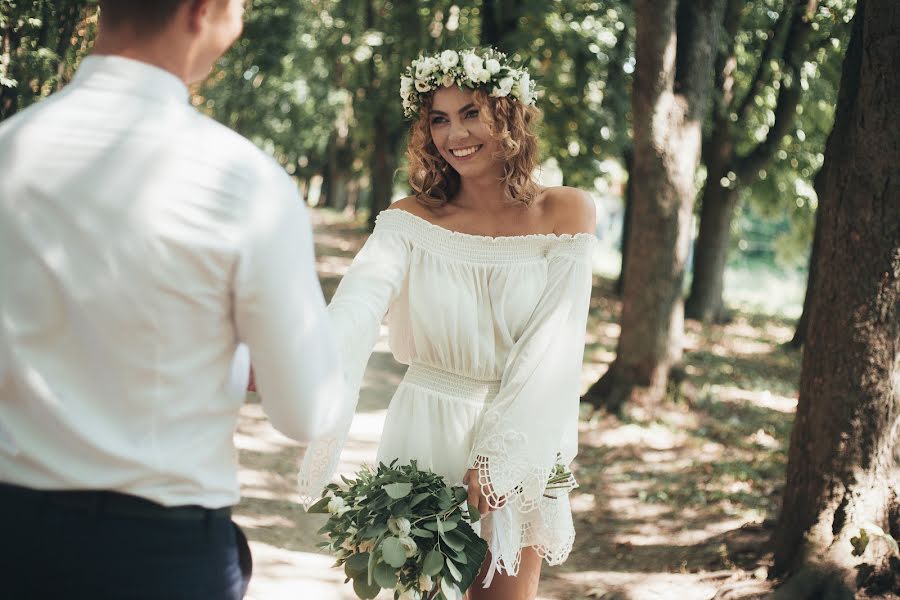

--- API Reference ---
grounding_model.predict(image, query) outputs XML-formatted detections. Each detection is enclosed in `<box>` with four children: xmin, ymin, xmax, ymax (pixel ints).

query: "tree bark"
<box><xmin>366</xmin><ymin>113</ymin><xmax>397</xmax><ymax>230</ymax></box>
<box><xmin>584</xmin><ymin>0</ymin><xmax>725</xmax><ymax>414</ymax></box>
<box><xmin>770</xmin><ymin>2</ymin><xmax>900</xmax><ymax>597</ymax></box>
<box><xmin>615</xmin><ymin>148</ymin><xmax>634</xmax><ymax>297</ymax></box>
<box><xmin>788</xmin><ymin>163</ymin><xmax>828</xmax><ymax>348</ymax></box>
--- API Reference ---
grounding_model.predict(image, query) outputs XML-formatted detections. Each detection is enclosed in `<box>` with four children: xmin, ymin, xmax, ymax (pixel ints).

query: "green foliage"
<box><xmin>0</xmin><ymin>0</ymin><xmax>97</xmax><ymax>120</ymax></box>
<box><xmin>725</xmin><ymin>0</ymin><xmax>855</xmax><ymax>268</ymax></box>
<box><xmin>308</xmin><ymin>460</ymin><xmax>487</xmax><ymax>599</ymax></box>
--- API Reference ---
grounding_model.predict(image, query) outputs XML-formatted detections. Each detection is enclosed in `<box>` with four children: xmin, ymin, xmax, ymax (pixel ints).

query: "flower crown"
<box><xmin>399</xmin><ymin>47</ymin><xmax>536</xmax><ymax>119</ymax></box>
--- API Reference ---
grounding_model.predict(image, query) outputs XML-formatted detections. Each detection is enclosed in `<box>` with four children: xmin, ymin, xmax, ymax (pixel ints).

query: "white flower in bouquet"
<box><xmin>485</xmin><ymin>58</ymin><xmax>501</xmax><ymax>75</ymax></box>
<box><xmin>400</xmin><ymin>76</ymin><xmax>414</xmax><ymax>97</ymax></box>
<box><xmin>491</xmin><ymin>76</ymin><xmax>515</xmax><ymax>98</ymax></box>
<box><xmin>415</xmin><ymin>56</ymin><xmax>438</xmax><ymax>79</ymax></box>
<box><xmin>398</xmin><ymin>589</ymin><xmax>421</xmax><ymax>600</ymax></box>
<box><xmin>418</xmin><ymin>574</ymin><xmax>434</xmax><ymax>592</ymax></box>
<box><xmin>513</xmin><ymin>71</ymin><xmax>534</xmax><ymax>104</ymax></box>
<box><xmin>398</xmin><ymin>535</ymin><xmax>418</xmax><ymax>558</ymax></box>
<box><xmin>439</xmin><ymin>49</ymin><xmax>459</xmax><ymax>70</ymax></box>
<box><xmin>462</xmin><ymin>53</ymin><xmax>490</xmax><ymax>83</ymax></box>
<box><xmin>388</xmin><ymin>516</ymin><xmax>412</xmax><ymax>537</ymax></box>
<box><xmin>327</xmin><ymin>495</ymin><xmax>349</xmax><ymax>515</ymax></box>
<box><xmin>414</xmin><ymin>79</ymin><xmax>432</xmax><ymax>93</ymax></box>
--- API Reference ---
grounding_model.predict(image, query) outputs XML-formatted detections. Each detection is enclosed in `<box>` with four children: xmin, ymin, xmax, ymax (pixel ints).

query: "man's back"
<box><xmin>0</xmin><ymin>56</ymin><xmax>342</xmax><ymax>508</ymax></box>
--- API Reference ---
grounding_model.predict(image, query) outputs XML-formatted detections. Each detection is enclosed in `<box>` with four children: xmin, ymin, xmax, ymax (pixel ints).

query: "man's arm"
<box><xmin>233</xmin><ymin>168</ymin><xmax>344</xmax><ymax>442</ymax></box>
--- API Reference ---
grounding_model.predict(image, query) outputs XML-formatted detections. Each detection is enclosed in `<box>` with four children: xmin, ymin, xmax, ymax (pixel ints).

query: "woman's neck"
<box><xmin>454</xmin><ymin>173</ymin><xmax>510</xmax><ymax>212</ymax></box>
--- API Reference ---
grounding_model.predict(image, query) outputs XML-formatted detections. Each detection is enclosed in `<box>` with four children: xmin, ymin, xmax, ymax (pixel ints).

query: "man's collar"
<box><xmin>72</xmin><ymin>55</ymin><xmax>190</xmax><ymax>104</ymax></box>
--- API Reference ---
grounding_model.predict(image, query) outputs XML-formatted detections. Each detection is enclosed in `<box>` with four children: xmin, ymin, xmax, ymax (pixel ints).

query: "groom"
<box><xmin>0</xmin><ymin>1</ymin><xmax>346</xmax><ymax>598</ymax></box>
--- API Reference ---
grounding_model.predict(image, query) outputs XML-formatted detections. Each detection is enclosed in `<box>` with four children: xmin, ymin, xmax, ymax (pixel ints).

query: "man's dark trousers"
<box><xmin>0</xmin><ymin>482</ymin><xmax>252</xmax><ymax>599</ymax></box>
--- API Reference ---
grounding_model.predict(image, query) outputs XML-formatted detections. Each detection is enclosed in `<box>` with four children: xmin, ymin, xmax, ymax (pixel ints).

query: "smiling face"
<box><xmin>428</xmin><ymin>85</ymin><xmax>504</xmax><ymax>181</ymax></box>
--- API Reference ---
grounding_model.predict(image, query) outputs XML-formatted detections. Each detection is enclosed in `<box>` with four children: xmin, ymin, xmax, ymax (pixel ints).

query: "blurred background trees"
<box><xmin>1</xmin><ymin>0</ymin><xmax>856</xmax><ymax>393</ymax></box>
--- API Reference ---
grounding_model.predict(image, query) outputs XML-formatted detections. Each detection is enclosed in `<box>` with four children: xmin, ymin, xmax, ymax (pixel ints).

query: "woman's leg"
<box><xmin>467</xmin><ymin>547</ymin><xmax>542</xmax><ymax>600</ymax></box>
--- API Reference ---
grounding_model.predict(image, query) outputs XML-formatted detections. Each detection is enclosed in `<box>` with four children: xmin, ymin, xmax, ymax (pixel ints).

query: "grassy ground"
<box><xmin>235</xmin><ymin>209</ymin><xmax>802</xmax><ymax>599</ymax></box>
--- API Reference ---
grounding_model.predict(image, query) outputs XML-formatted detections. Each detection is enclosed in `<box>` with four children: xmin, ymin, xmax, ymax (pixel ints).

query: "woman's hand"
<box><xmin>463</xmin><ymin>467</ymin><xmax>505</xmax><ymax>516</ymax></box>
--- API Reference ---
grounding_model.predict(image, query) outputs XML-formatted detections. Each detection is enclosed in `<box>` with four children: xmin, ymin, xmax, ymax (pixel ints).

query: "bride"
<box><xmin>299</xmin><ymin>47</ymin><xmax>597</xmax><ymax>600</ymax></box>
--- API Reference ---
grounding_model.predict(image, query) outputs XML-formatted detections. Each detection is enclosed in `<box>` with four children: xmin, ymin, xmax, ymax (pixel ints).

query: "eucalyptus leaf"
<box><xmin>466</xmin><ymin>504</ymin><xmax>481</xmax><ymax>523</ymax></box>
<box><xmin>422</xmin><ymin>549</ymin><xmax>444</xmax><ymax>576</ymax></box>
<box><xmin>440</xmin><ymin>533</ymin><xmax>464</xmax><ymax>552</ymax></box>
<box><xmin>380</xmin><ymin>537</ymin><xmax>407</xmax><ymax>568</ymax></box>
<box><xmin>306</xmin><ymin>496</ymin><xmax>331</xmax><ymax>513</ymax></box>
<box><xmin>409</xmin><ymin>492</ymin><xmax>431</xmax><ymax>508</ymax></box>
<box><xmin>446</xmin><ymin>558</ymin><xmax>462</xmax><ymax>582</ymax></box>
<box><xmin>352</xmin><ymin>575</ymin><xmax>380</xmax><ymax>600</ymax></box>
<box><xmin>410</xmin><ymin>527</ymin><xmax>433</xmax><ymax>538</ymax></box>
<box><xmin>344</xmin><ymin>552</ymin><xmax>369</xmax><ymax>578</ymax></box>
<box><xmin>384</xmin><ymin>482</ymin><xmax>413</xmax><ymax>499</ymax></box>
<box><xmin>373</xmin><ymin>561</ymin><xmax>398</xmax><ymax>589</ymax></box>
<box><xmin>440</xmin><ymin>576</ymin><xmax>461</xmax><ymax>600</ymax></box>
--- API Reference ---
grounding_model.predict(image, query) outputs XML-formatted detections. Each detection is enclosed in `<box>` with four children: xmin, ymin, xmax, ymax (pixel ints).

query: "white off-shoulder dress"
<box><xmin>299</xmin><ymin>208</ymin><xmax>596</xmax><ymax>579</ymax></box>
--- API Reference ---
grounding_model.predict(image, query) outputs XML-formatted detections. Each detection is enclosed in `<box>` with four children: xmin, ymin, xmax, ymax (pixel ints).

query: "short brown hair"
<box><xmin>98</xmin><ymin>0</ymin><xmax>188</xmax><ymax>34</ymax></box>
<box><xmin>407</xmin><ymin>89</ymin><xmax>541</xmax><ymax>208</ymax></box>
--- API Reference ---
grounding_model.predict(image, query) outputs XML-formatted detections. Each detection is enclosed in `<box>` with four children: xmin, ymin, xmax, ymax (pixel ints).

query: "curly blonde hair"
<box><xmin>407</xmin><ymin>89</ymin><xmax>541</xmax><ymax>208</ymax></box>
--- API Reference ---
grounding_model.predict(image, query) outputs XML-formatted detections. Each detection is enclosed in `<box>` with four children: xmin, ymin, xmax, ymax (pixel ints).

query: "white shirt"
<box><xmin>0</xmin><ymin>55</ymin><xmax>344</xmax><ymax>508</ymax></box>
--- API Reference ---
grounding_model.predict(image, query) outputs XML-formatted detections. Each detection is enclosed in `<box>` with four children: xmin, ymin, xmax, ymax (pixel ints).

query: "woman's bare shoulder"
<box><xmin>386</xmin><ymin>196</ymin><xmax>431</xmax><ymax>218</ymax></box>
<box><xmin>537</xmin><ymin>186</ymin><xmax>596</xmax><ymax>236</ymax></box>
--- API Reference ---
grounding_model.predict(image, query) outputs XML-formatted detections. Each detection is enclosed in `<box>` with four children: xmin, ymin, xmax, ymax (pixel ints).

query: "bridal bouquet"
<box><xmin>307</xmin><ymin>460</ymin><xmax>488</xmax><ymax>600</ymax></box>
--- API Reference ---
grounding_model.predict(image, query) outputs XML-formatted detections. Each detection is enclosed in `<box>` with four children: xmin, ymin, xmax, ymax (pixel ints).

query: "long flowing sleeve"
<box><xmin>467</xmin><ymin>235</ymin><xmax>595</xmax><ymax>576</ymax></box>
<box><xmin>297</xmin><ymin>216</ymin><xmax>411</xmax><ymax>506</ymax></box>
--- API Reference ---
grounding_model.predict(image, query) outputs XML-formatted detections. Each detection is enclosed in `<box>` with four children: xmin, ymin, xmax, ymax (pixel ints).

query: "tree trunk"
<box><xmin>685</xmin><ymin>180</ymin><xmax>739</xmax><ymax>323</ymax></box>
<box><xmin>615</xmin><ymin>147</ymin><xmax>634</xmax><ymax>297</ymax></box>
<box><xmin>770</xmin><ymin>2</ymin><xmax>900</xmax><ymax>598</ymax></box>
<box><xmin>788</xmin><ymin>165</ymin><xmax>827</xmax><ymax>348</ymax></box>
<box><xmin>366</xmin><ymin>114</ymin><xmax>396</xmax><ymax>230</ymax></box>
<box><xmin>584</xmin><ymin>0</ymin><xmax>726</xmax><ymax>414</ymax></box>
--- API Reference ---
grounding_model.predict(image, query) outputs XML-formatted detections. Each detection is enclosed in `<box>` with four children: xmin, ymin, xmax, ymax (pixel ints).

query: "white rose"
<box><xmin>415</xmin><ymin>79</ymin><xmax>432</xmax><ymax>92</ymax></box>
<box><xmin>491</xmin><ymin>76</ymin><xmax>515</xmax><ymax>97</ymax></box>
<box><xmin>462</xmin><ymin>53</ymin><xmax>485</xmax><ymax>82</ymax></box>
<box><xmin>514</xmin><ymin>72</ymin><xmax>534</xmax><ymax>104</ymax></box>
<box><xmin>440</xmin><ymin>50</ymin><xmax>459</xmax><ymax>70</ymax></box>
<box><xmin>415</xmin><ymin>59</ymin><xmax>434</xmax><ymax>79</ymax></box>
<box><xmin>398</xmin><ymin>535</ymin><xmax>418</xmax><ymax>558</ymax></box>
<box><xmin>327</xmin><ymin>496</ymin><xmax>346</xmax><ymax>515</ymax></box>
<box><xmin>400</xmin><ymin>76</ymin><xmax>413</xmax><ymax>94</ymax></box>
<box><xmin>418</xmin><ymin>574</ymin><xmax>434</xmax><ymax>592</ymax></box>
<box><xmin>388</xmin><ymin>517</ymin><xmax>412</xmax><ymax>537</ymax></box>
<box><xmin>485</xmin><ymin>58</ymin><xmax>501</xmax><ymax>74</ymax></box>
<box><xmin>442</xmin><ymin>73</ymin><xmax>455</xmax><ymax>87</ymax></box>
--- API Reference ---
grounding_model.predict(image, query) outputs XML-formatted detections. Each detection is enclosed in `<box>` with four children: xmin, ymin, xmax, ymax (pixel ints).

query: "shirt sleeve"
<box><xmin>467</xmin><ymin>235</ymin><xmax>596</xmax><ymax>512</ymax></box>
<box><xmin>297</xmin><ymin>216</ymin><xmax>411</xmax><ymax>506</ymax></box>
<box><xmin>233</xmin><ymin>167</ymin><xmax>345</xmax><ymax>443</ymax></box>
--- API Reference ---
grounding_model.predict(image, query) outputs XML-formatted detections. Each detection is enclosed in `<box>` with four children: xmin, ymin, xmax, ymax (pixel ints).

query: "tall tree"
<box><xmin>771</xmin><ymin>1</ymin><xmax>900</xmax><ymax>596</ymax></box>
<box><xmin>685</xmin><ymin>0</ymin><xmax>825</xmax><ymax>323</ymax></box>
<box><xmin>583</xmin><ymin>0</ymin><xmax>726</xmax><ymax>413</ymax></box>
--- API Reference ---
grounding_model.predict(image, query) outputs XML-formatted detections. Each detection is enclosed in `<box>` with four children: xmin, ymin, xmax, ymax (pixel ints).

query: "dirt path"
<box><xmin>235</xmin><ymin>210</ymin><xmax>788</xmax><ymax>600</ymax></box>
